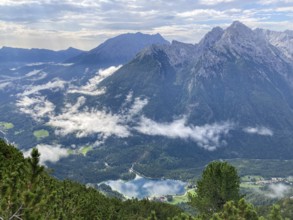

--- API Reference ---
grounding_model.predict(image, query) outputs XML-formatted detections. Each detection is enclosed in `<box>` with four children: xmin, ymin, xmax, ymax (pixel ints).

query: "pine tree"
<box><xmin>190</xmin><ymin>161</ymin><xmax>241</xmax><ymax>216</ymax></box>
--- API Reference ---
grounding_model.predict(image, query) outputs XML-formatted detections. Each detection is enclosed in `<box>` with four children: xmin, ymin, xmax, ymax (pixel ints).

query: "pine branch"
<box><xmin>9</xmin><ymin>205</ymin><xmax>23</xmax><ymax>220</ymax></box>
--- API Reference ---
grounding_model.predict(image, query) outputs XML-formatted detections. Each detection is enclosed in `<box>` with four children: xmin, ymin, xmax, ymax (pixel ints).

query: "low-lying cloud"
<box><xmin>47</xmin><ymin>96</ymin><xmax>131</xmax><ymax>138</ymax></box>
<box><xmin>135</xmin><ymin>117</ymin><xmax>233</xmax><ymax>151</ymax></box>
<box><xmin>0</xmin><ymin>82</ymin><xmax>11</xmax><ymax>90</ymax></box>
<box><xmin>243</xmin><ymin>126</ymin><xmax>273</xmax><ymax>136</ymax></box>
<box><xmin>23</xmin><ymin>144</ymin><xmax>69</xmax><ymax>165</ymax></box>
<box><xmin>104</xmin><ymin>176</ymin><xmax>186</xmax><ymax>199</ymax></box>
<box><xmin>20</xmin><ymin>78</ymin><xmax>66</xmax><ymax>96</ymax></box>
<box><xmin>266</xmin><ymin>183</ymin><xmax>291</xmax><ymax>198</ymax></box>
<box><xmin>68</xmin><ymin>65</ymin><xmax>121</xmax><ymax>96</ymax></box>
<box><xmin>16</xmin><ymin>95</ymin><xmax>55</xmax><ymax>121</ymax></box>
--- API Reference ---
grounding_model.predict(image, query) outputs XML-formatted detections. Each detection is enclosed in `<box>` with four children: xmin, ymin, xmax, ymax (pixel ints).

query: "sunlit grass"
<box><xmin>0</xmin><ymin>122</ymin><xmax>14</xmax><ymax>130</ymax></box>
<box><xmin>33</xmin><ymin>129</ymin><xmax>49</xmax><ymax>141</ymax></box>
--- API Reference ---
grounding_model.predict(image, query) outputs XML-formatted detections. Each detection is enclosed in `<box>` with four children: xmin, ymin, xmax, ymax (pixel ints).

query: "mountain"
<box><xmin>67</xmin><ymin>32</ymin><xmax>169</xmax><ymax>66</ymax></box>
<box><xmin>1</xmin><ymin>22</ymin><xmax>293</xmax><ymax>183</ymax></box>
<box><xmin>98</xmin><ymin>21</ymin><xmax>293</xmax><ymax>129</ymax></box>
<box><xmin>255</xmin><ymin>28</ymin><xmax>293</xmax><ymax>59</ymax></box>
<box><xmin>0</xmin><ymin>46</ymin><xmax>84</xmax><ymax>64</ymax></box>
<box><xmin>87</xmin><ymin>21</ymin><xmax>293</xmax><ymax>171</ymax></box>
<box><xmin>0</xmin><ymin>139</ymin><xmax>182</xmax><ymax>219</ymax></box>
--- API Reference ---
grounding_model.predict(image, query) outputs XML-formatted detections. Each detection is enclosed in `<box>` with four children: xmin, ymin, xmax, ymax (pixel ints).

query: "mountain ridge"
<box><xmin>1</xmin><ymin>21</ymin><xmax>293</xmax><ymax>183</ymax></box>
<box><xmin>0</xmin><ymin>46</ymin><xmax>84</xmax><ymax>63</ymax></box>
<box><xmin>66</xmin><ymin>32</ymin><xmax>169</xmax><ymax>66</ymax></box>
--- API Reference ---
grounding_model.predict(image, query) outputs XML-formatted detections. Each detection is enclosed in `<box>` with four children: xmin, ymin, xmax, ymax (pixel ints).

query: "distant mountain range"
<box><xmin>66</xmin><ymin>32</ymin><xmax>169</xmax><ymax>66</ymax></box>
<box><xmin>0</xmin><ymin>46</ymin><xmax>84</xmax><ymax>64</ymax></box>
<box><xmin>0</xmin><ymin>21</ymin><xmax>293</xmax><ymax>183</ymax></box>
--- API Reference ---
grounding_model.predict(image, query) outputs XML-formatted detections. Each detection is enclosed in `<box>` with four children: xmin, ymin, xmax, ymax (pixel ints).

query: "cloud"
<box><xmin>135</xmin><ymin>117</ymin><xmax>234</xmax><ymax>151</ymax></box>
<box><xmin>104</xmin><ymin>180</ymin><xmax>140</xmax><ymax>198</ymax></box>
<box><xmin>104</xmin><ymin>176</ymin><xmax>186</xmax><ymax>199</ymax></box>
<box><xmin>20</xmin><ymin>78</ymin><xmax>66</xmax><ymax>96</ymax></box>
<box><xmin>25</xmin><ymin>69</ymin><xmax>47</xmax><ymax>81</ymax></box>
<box><xmin>258</xmin><ymin>0</ymin><xmax>292</xmax><ymax>5</ymax></box>
<box><xmin>68</xmin><ymin>65</ymin><xmax>121</xmax><ymax>96</ymax></box>
<box><xmin>25</xmin><ymin>69</ymin><xmax>42</xmax><ymax>77</ymax></box>
<box><xmin>0</xmin><ymin>0</ymin><xmax>292</xmax><ymax>50</ymax></box>
<box><xmin>243</xmin><ymin>126</ymin><xmax>273</xmax><ymax>136</ymax></box>
<box><xmin>122</xmin><ymin>97</ymin><xmax>149</xmax><ymax>119</ymax></box>
<box><xmin>0</xmin><ymin>82</ymin><xmax>11</xmax><ymax>90</ymax></box>
<box><xmin>23</xmin><ymin>144</ymin><xmax>69</xmax><ymax>165</ymax></box>
<box><xmin>266</xmin><ymin>184</ymin><xmax>291</xmax><ymax>198</ymax></box>
<box><xmin>199</xmin><ymin>0</ymin><xmax>235</xmax><ymax>5</ymax></box>
<box><xmin>47</xmin><ymin>96</ymin><xmax>131</xmax><ymax>138</ymax></box>
<box><xmin>142</xmin><ymin>180</ymin><xmax>186</xmax><ymax>197</ymax></box>
<box><xmin>16</xmin><ymin>95</ymin><xmax>55</xmax><ymax>121</ymax></box>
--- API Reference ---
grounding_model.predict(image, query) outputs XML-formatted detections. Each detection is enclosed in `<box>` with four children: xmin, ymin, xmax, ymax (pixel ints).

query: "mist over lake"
<box><xmin>103</xmin><ymin>176</ymin><xmax>187</xmax><ymax>199</ymax></box>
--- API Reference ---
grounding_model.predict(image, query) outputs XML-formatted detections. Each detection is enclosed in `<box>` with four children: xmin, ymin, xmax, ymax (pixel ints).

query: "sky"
<box><xmin>0</xmin><ymin>0</ymin><xmax>292</xmax><ymax>50</ymax></box>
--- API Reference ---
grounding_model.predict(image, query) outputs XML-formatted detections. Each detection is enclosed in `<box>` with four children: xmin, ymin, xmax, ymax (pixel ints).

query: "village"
<box><xmin>243</xmin><ymin>176</ymin><xmax>293</xmax><ymax>186</ymax></box>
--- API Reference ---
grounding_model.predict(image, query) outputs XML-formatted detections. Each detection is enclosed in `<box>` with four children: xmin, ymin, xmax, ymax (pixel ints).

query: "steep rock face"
<box><xmin>255</xmin><ymin>28</ymin><xmax>293</xmax><ymax>60</ymax></box>
<box><xmin>67</xmin><ymin>32</ymin><xmax>169</xmax><ymax>66</ymax></box>
<box><xmin>184</xmin><ymin>21</ymin><xmax>293</xmax><ymax>125</ymax></box>
<box><xmin>95</xmin><ymin>21</ymin><xmax>293</xmax><ymax>158</ymax></box>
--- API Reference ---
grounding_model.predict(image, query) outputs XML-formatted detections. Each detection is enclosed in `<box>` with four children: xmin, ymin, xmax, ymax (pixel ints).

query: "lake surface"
<box><xmin>103</xmin><ymin>175</ymin><xmax>187</xmax><ymax>199</ymax></box>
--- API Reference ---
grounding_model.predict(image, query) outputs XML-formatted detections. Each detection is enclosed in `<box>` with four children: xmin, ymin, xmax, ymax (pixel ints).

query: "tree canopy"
<box><xmin>0</xmin><ymin>140</ymin><xmax>291</xmax><ymax>219</ymax></box>
<box><xmin>0</xmin><ymin>139</ymin><xmax>182</xmax><ymax>219</ymax></box>
<box><xmin>190</xmin><ymin>161</ymin><xmax>241</xmax><ymax>216</ymax></box>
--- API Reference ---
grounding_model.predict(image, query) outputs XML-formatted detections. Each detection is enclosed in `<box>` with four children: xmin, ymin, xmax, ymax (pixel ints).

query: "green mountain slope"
<box><xmin>0</xmin><ymin>139</ymin><xmax>182</xmax><ymax>219</ymax></box>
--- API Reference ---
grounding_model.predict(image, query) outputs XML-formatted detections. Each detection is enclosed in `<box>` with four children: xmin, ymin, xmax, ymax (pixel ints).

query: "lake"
<box><xmin>103</xmin><ymin>175</ymin><xmax>187</xmax><ymax>199</ymax></box>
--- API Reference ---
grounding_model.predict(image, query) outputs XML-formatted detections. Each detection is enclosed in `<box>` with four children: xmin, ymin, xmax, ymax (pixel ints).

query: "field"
<box><xmin>0</xmin><ymin>122</ymin><xmax>14</xmax><ymax>130</ymax></box>
<box><xmin>168</xmin><ymin>189</ymin><xmax>196</xmax><ymax>205</ymax></box>
<box><xmin>80</xmin><ymin>146</ymin><xmax>93</xmax><ymax>156</ymax></box>
<box><xmin>33</xmin><ymin>129</ymin><xmax>49</xmax><ymax>141</ymax></box>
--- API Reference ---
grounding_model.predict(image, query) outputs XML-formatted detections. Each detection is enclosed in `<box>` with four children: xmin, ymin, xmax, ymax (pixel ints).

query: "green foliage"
<box><xmin>190</xmin><ymin>161</ymin><xmax>241</xmax><ymax>216</ymax></box>
<box><xmin>0</xmin><ymin>140</ymin><xmax>292</xmax><ymax>219</ymax></box>
<box><xmin>269</xmin><ymin>205</ymin><xmax>283</xmax><ymax>220</ymax></box>
<box><xmin>0</xmin><ymin>139</ymin><xmax>182</xmax><ymax>219</ymax></box>
<box><xmin>211</xmin><ymin>199</ymin><xmax>259</xmax><ymax>220</ymax></box>
<box><xmin>210</xmin><ymin>198</ymin><xmax>261</xmax><ymax>220</ymax></box>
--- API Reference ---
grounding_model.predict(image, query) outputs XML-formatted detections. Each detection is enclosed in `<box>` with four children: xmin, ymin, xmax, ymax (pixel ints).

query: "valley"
<box><xmin>0</xmin><ymin>22</ymin><xmax>293</xmax><ymax>211</ymax></box>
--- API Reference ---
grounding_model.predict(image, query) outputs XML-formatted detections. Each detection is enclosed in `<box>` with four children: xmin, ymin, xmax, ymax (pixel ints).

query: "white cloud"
<box><xmin>258</xmin><ymin>0</ymin><xmax>292</xmax><ymax>5</ymax></box>
<box><xmin>142</xmin><ymin>180</ymin><xmax>186</xmax><ymax>197</ymax></box>
<box><xmin>266</xmin><ymin>184</ymin><xmax>291</xmax><ymax>198</ymax></box>
<box><xmin>177</xmin><ymin>9</ymin><xmax>225</xmax><ymax>18</ymax></box>
<box><xmin>25</xmin><ymin>70</ymin><xmax>47</xmax><ymax>81</ymax></box>
<box><xmin>124</xmin><ymin>97</ymin><xmax>148</xmax><ymax>119</ymax></box>
<box><xmin>199</xmin><ymin>0</ymin><xmax>235</xmax><ymax>5</ymax></box>
<box><xmin>21</xmin><ymin>78</ymin><xmax>66</xmax><ymax>96</ymax></box>
<box><xmin>25</xmin><ymin>69</ymin><xmax>42</xmax><ymax>77</ymax></box>
<box><xmin>243</xmin><ymin>126</ymin><xmax>273</xmax><ymax>136</ymax></box>
<box><xmin>104</xmin><ymin>180</ymin><xmax>140</xmax><ymax>198</ymax></box>
<box><xmin>47</xmin><ymin>96</ymin><xmax>131</xmax><ymax>138</ymax></box>
<box><xmin>49</xmin><ymin>109</ymin><xmax>131</xmax><ymax>138</ymax></box>
<box><xmin>0</xmin><ymin>82</ymin><xmax>11</xmax><ymax>90</ymax></box>
<box><xmin>16</xmin><ymin>95</ymin><xmax>55</xmax><ymax>121</ymax></box>
<box><xmin>68</xmin><ymin>87</ymin><xmax>106</xmax><ymax>96</ymax></box>
<box><xmin>104</xmin><ymin>177</ymin><xmax>186</xmax><ymax>199</ymax></box>
<box><xmin>68</xmin><ymin>65</ymin><xmax>121</xmax><ymax>96</ymax></box>
<box><xmin>0</xmin><ymin>0</ymin><xmax>291</xmax><ymax>50</ymax></box>
<box><xmin>135</xmin><ymin>117</ymin><xmax>233</xmax><ymax>151</ymax></box>
<box><xmin>23</xmin><ymin>144</ymin><xmax>69</xmax><ymax>165</ymax></box>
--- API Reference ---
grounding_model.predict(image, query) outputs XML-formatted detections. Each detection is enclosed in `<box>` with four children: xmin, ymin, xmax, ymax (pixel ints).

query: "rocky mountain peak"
<box><xmin>197</xmin><ymin>26</ymin><xmax>224</xmax><ymax>53</ymax></box>
<box><xmin>223</xmin><ymin>21</ymin><xmax>255</xmax><ymax>43</ymax></box>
